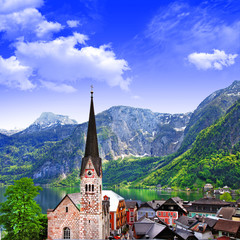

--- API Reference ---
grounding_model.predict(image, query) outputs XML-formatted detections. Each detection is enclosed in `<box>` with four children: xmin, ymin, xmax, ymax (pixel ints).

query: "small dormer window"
<box><xmin>66</xmin><ymin>207</ymin><xmax>68</xmax><ymax>213</ymax></box>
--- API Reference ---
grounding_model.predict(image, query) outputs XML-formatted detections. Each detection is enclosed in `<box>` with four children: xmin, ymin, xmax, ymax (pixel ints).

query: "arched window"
<box><xmin>63</xmin><ymin>227</ymin><xmax>70</xmax><ymax>239</ymax></box>
<box><xmin>92</xmin><ymin>184</ymin><xmax>94</xmax><ymax>191</ymax></box>
<box><xmin>89</xmin><ymin>184</ymin><xmax>91</xmax><ymax>191</ymax></box>
<box><xmin>85</xmin><ymin>184</ymin><xmax>88</xmax><ymax>192</ymax></box>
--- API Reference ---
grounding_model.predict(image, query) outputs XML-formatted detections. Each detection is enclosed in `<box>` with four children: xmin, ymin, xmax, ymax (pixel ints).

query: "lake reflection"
<box><xmin>0</xmin><ymin>186</ymin><xmax>205</xmax><ymax>213</ymax></box>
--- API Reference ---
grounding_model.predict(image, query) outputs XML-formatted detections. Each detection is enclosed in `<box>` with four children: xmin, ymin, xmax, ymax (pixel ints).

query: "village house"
<box><xmin>203</xmin><ymin>183</ymin><xmax>213</xmax><ymax>192</ymax></box>
<box><xmin>47</xmin><ymin>91</ymin><xmax>110</xmax><ymax>240</ymax></box>
<box><xmin>176</xmin><ymin>215</ymin><xmax>220</xmax><ymax>239</ymax></box>
<box><xmin>187</xmin><ymin>197</ymin><xmax>232</xmax><ymax>218</ymax></box>
<box><xmin>125</xmin><ymin>200</ymin><xmax>138</xmax><ymax>226</ymax></box>
<box><xmin>156</xmin><ymin>197</ymin><xmax>188</xmax><ymax>226</ymax></box>
<box><xmin>137</xmin><ymin>201</ymin><xmax>156</xmax><ymax>220</ymax></box>
<box><xmin>213</xmin><ymin>219</ymin><xmax>240</xmax><ymax>239</ymax></box>
<box><xmin>102</xmin><ymin>190</ymin><xmax>126</xmax><ymax>234</ymax></box>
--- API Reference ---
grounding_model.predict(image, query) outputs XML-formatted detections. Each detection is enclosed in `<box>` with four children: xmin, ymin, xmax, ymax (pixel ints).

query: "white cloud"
<box><xmin>0</xmin><ymin>56</ymin><xmax>35</xmax><ymax>90</ymax></box>
<box><xmin>67</xmin><ymin>20</ymin><xmax>80</xmax><ymax>28</ymax></box>
<box><xmin>188</xmin><ymin>49</ymin><xmax>238</xmax><ymax>70</ymax></box>
<box><xmin>40</xmin><ymin>81</ymin><xmax>77</xmax><ymax>93</ymax></box>
<box><xmin>0</xmin><ymin>7</ymin><xmax>62</xmax><ymax>40</ymax></box>
<box><xmin>15</xmin><ymin>33</ymin><xmax>131</xmax><ymax>90</ymax></box>
<box><xmin>36</xmin><ymin>20</ymin><xmax>62</xmax><ymax>38</ymax></box>
<box><xmin>0</xmin><ymin>0</ymin><xmax>43</xmax><ymax>14</ymax></box>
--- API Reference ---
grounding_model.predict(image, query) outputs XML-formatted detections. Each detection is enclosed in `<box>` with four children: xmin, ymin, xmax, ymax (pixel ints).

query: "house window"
<box><xmin>110</xmin><ymin>214</ymin><xmax>111</xmax><ymax>219</ymax></box>
<box><xmin>92</xmin><ymin>184</ymin><xmax>94</xmax><ymax>191</ymax></box>
<box><xmin>130</xmin><ymin>212</ymin><xmax>134</xmax><ymax>217</ymax></box>
<box><xmin>63</xmin><ymin>227</ymin><xmax>70</xmax><ymax>239</ymax></box>
<box><xmin>89</xmin><ymin>184</ymin><xmax>91</xmax><ymax>191</ymax></box>
<box><xmin>163</xmin><ymin>212</ymin><xmax>166</xmax><ymax>216</ymax></box>
<box><xmin>85</xmin><ymin>184</ymin><xmax>88</xmax><ymax>192</ymax></box>
<box><xmin>66</xmin><ymin>207</ymin><xmax>68</xmax><ymax>213</ymax></box>
<box><xmin>130</xmin><ymin>217</ymin><xmax>134</xmax><ymax>222</ymax></box>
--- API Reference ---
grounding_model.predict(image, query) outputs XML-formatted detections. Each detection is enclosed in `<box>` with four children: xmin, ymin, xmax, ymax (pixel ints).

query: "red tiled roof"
<box><xmin>214</xmin><ymin>219</ymin><xmax>240</xmax><ymax>234</ymax></box>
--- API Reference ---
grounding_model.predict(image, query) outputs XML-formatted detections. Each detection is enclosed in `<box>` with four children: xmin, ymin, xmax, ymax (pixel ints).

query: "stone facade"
<box><xmin>47</xmin><ymin>196</ymin><xmax>81</xmax><ymax>239</ymax></box>
<box><xmin>79</xmin><ymin>158</ymin><xmax>103</xmax><ymax>239</ymax></box>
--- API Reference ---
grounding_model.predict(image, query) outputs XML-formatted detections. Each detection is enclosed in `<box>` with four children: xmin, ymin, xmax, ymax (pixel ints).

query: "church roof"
<box><xmin>80</xmin><ymin>91</ymin><xmax>102</xmax><ymax>177</ymax></box>
<box><xmin>68</xmin><ymin>192</ymin><xmax>81</xmax><ymax>208</ymax></box>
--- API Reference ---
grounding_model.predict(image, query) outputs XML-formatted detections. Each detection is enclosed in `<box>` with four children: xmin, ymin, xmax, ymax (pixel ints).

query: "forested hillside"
<box><xmin>138</xmin><ymin>99</ymin><xmax>240</xmax><ymax>189</ymax></box>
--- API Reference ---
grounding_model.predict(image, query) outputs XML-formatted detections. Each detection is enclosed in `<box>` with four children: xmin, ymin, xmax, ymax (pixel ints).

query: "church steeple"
<box><xmin>80</xmin><ymin>88</ymin><xmax>102</xmax><ymax>177</ymax></box>
<box><xmin>84</xmin><ymin>89</ymin><xmax>99</xmax><ymax>158</ymax></box>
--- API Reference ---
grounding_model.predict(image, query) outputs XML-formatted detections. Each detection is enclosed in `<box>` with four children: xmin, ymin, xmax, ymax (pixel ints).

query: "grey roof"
<box><xmin>204</xmin><ymin>217</ymin><xmax>218</xmax><ymax>228</ymax></box>
<box><xmin>148</xmin><ymin>216</ymin><xmax>168</xmax><ymax>226</ymax></box>
<box><xmin>175</xmin><ymin>228</ymin><xmax>196</xmax><ymax>240</ymax></box>
<box><xmin>134</xmin><ymin>222</ymin><xmax>153</xmax><ymax>235</ymax></box>
<box><xmin>139</xmin><ymin>201</ymin><xmax>154</xmax><ymax>209</ymax></box>
<box><xmin>147</xmin><ymin>200</ymin><xmax>165</xmax><ymax>210</ymax></box>
<box><xmin>134</xmin><ymin>217</ymin><xmax>166</xmax><ymax>238</ymax></box>
<box><xmin>176</xmin><ymin>215</ymin><xmax>197</xmax><ymax>228</ymax></box>
<box><xmin>148</xmin><ymin>222</ymin><xmax>166</xmax><ymax>239</ymax></box>
<box><xmin>192</xmin><ymin>197</ymin><xmax>230</xmax><ymax>206</ymax></box>
<box><xmin>80</xmin><ymin>93</ymin><xmax>102</xmax><ymax>177</ymax></box>
<box><xmin>216</xmin><ymin>207</ymin><xmax>236</xmax><ymax>219</ymax></box>
<box><xmin>126</xmin><ymin>200</ymin><xmax>138</xmax><ymax>209</ymax></box>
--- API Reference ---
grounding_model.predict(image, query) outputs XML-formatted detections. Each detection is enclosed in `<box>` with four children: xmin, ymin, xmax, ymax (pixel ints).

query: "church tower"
<box><xmin>79</xmin><ymin>89</ymin><xmax>103</xmax><ymax>239</ymax></box>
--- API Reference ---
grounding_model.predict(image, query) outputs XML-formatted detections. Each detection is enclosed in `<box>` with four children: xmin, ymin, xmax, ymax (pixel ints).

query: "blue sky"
<box><xmin>0</xmin><ymin>0</ymin><xmax>240</xmax><ymax>129</ymax></box>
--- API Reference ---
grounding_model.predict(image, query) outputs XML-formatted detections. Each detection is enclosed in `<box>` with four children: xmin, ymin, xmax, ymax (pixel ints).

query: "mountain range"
<box><xmin>0</xmin><ymin>80</ymin><xmax>240</xmax><ymax>188</ymax></box>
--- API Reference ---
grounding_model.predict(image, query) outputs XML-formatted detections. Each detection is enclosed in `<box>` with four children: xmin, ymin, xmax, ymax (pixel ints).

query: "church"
<box><xmin>47</xmin><ymin>90</ymin><xmax>110</xmax><ymax>240</ymax></box>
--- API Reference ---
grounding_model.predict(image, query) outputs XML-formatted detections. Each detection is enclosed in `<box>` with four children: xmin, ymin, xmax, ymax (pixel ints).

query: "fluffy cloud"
<box><xmin>188</xmin><ymin>49</ymin><xmax>238</xmax><ymax>70</ymax></box>
<box><xmin>36</xmin><ymin>20</ymin><xmax>62</xmax><ymax>38</ymax></box>
<box><xmin>0</xmin><ymin>7</ymin><xmax>62</xmax><ymax>40</ymax></box>
<box><xmin>40</xmin><ymin>81</ymin><xmax>77</xmax><ymax>93</ymax></box>
<box><xmin>0</xmin><ymin>56</ymin><xmax>34</xmax><ymax>90</ymax></box>
<box><xmin>67</xmin><ymin>20</ymin><xmax>80</xmax><ymax>28</ymax></box>
<box><xmin>0</xmin><ymin>0</ymin><xmax>43</xmax><ymax>14</ymax></box>
<box><xmin>15</xmin><ymin>33</ymin><xmax>131</xmax><ymax>90</ymax></box>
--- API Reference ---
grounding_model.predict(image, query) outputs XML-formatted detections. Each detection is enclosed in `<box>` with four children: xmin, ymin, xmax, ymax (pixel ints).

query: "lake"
<box><xmin>0</xmin><ymin>186</ymin><xmax>205</xmax><ymax>213</ymax></box>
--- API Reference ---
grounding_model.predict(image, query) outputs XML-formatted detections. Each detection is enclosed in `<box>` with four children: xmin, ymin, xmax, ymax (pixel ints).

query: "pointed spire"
<box><xmin>84</xmin><ymin>88</ymin><xmax>99</xmax><ymax>158</ymax></box>
<box><xmin>80</xmin><ymin>87</ymin><xmax>102</xmax><ymax>177</ymax></box>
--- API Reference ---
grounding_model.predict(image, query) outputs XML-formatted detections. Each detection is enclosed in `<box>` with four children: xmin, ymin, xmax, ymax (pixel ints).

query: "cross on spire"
<box><xmin>91</xmin><ymin>85</ymin><xmax>94</xmax><ymax>97</ymax></box>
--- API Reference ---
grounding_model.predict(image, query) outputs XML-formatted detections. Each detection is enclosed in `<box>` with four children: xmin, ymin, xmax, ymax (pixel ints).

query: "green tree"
<box><xmin>0</xmin><ymin>177</ymin><xmax>46</xmax><ymax>240</ymax></box>
<box><xmin>220</xmin><ymin>192</ymin><xmax>233</xmax><ymax>202</ymax></box>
